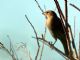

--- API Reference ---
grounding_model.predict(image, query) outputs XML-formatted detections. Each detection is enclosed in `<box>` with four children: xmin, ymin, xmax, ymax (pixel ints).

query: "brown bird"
<box><xmin>43</xmin><ymin>10</ymin><xmax>69</xmax><ymax>56</ymax></box>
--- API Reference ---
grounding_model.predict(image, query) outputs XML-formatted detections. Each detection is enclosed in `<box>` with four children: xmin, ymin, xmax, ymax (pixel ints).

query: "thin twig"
<box><xmin>28</xmin><ymin>51</ymin><xmax>32</xmax><ymax>60</ymax></box>
<box><xmin>39</xmin><ymin>25</ymin><xmax>46</xmax><ymax>60</ymax></box>
<box><xmin>39</xmin><ymin>42</ymin><xmax>44</xmax><ymax>60</ymax></box>
<box><xmin>0</xmin><ymin>43</ymin><xmax>16</xmax><ymax>60</ymax></box>
<box><xmin>0</xmin><ymin>42</ymin><xmax>4</xmax><ymax>48</ymax></box>
<box><xmin>7</xmin><ymin>35</ymin><xmax>18</xmax><ymax>60</ymax></box>
<box><xmin>69</xmin><ymin>25</ymin><xmax>78</xmax><ymax>59</ymax></box>
<box><xmin>70</xmin><ymin>3</ymin><xmax>80</xmax><ymax>12</ymax></box>
<box><xmin>65</xmin><ymin>1</ymin><xmax>79</xmax><ymax>59</ymax></box>
<box><xmin>74</xmin><ymin>16</ymin><xmax>76</xmax><ymax>39</ymax></box>
<box><xmin>43</xmin><ymin>27</ymin><xmax>46</xmax><ymax>38</ymax></box>
<box><xmin>64</xmin><ymin>0</ymin><xmax>71</xmax><ymax>57</ymax></box>
<box><xmin>68</xmin><ymin>3</ymin><xmax>79</xmax><ymax>59</ymax></box>
<box><xmin>64</xmin><ymin>1</ymin><xmax>75</xmax><ymax>59</ymax></box>
<box><xmin>64</xmin><ymin>0</ymin><xmax>68</xmax><ymax>25</ymax></box>
<box><xmin>25</xmin><ymin>15</ymin><xmax>40</xmax><ymax>60</ymax></box>
<box><xmin>54</xmin><ymin>0</ymin><xmax>66</xmax><ymax>39</ymax></box>
<box><xmin>7</xmin><ymin>35</ymin><xmax>12</xmax><ymax>52</ymax></box>
<box><xmin>35</xmin><ymin>0</ymin><xmax>44</xmax><ymax>13</ymax></box>
<box><xmin>39</xmin><ymin>35</ymin><xmax>44</xmax><ymax>60</ymax></box>
<box><xmin>54</xmin><ymin>0</ymin><xmax>65</xmax><ymax>21</ymax></box>
<box><xmin>3</xmin><ymin>47</ymin><xmax>12</xmax><ymax>57</ymax></box>
<box><xmin>54</xmin><ymin>1</ymin><xmax>71</xmax><ymax>58</ymax></box>
<box><xmin>33</xmin><ymin>37</ymin><xmax>70</xmax><ymax>60</ymax></box>
<box><xmin>25</xmin><ymin>15</ymin><xmax>40</xmax><ymax>47</ymax></box>
<box><xmin>79</xmin><ymin>33</ymin><xmax>80</xmax><ymax>60</ymax></box>
<box><xmin>35</xmin><ymin>47</ymin><xmax>40</xmax><ymax>60</ymax></box>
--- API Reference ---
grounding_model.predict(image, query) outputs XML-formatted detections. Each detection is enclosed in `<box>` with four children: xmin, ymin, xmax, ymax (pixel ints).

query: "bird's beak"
<box><xmin>42</xmin><ymin>12</ymin><xmax>47</xmax><ymax>19</ymax></box>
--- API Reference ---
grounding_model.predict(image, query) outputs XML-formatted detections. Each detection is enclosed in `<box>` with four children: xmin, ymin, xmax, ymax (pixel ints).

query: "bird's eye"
<box><xmin>46</xmin><ymin>12</ymin><xmax>49</xmax><ymax>13</ymax></box>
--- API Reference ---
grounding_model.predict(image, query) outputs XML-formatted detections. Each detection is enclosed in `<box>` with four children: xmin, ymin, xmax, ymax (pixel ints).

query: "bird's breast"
<box><xmin>46</xmin><ymin>18</ymin><xmax>53</xmax><ymax>30</ymax></box>
<box><xmin>45</xmin><ymin>18</ymin><xmax>57</xmax><ymax>40</ymax></box>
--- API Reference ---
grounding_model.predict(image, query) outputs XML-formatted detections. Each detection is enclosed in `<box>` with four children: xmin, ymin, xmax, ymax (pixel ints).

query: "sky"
<box><xmin>0</xmin><ymin>0</ymin><xmax>80</xmax><ymax>60</ymax></box>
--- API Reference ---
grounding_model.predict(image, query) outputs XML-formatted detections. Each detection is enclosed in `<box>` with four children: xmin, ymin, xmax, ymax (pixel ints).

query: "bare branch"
<box><xmin>53</xmin><ymin>1</ymin><xmax>66</xmax><ymax>42</ymax></box>
<box><xmin>39</xmin><ymin>42</ymin><xmax>44</xmax><ymax>60</ymax></box>
<box><xmin>0</xmin><ymin>42</ymin><xmax>4</xmax><ymax>48</ymax></box>
<box><xmin>29</xmin><ymin>51</ymin><xmax>32</xmax><ymax>60</ymax></box>
<box><xmin>68</xmin><ymin>24</ymin><xmax>78</xmax><ymax>59</ymax></box>
<box><xmin>79</xmin><ymin>33</ymin><xmax>80</xmax><ymax>60</ymax></box>
<box><xmin>33</xmin><ymin>37</ymin><xmax>70</xmax><ymax>60</ymax></box>
<box><xmin>39</xmin><ymin>35</ymin><xmax>44</xmax><ymax>60</ymax></box>
<box><xmin>74</xmin><ymin>16</ymin><xmax>76</xmax><ymax>39</ymax></box>
<box><xmin>70</xmin><ymin>3</ymin><xmax>80</xmax><ymax>12</ymax></box>
<box><xmin>25</xmin><ymin>15</ymin><xmax>40</xmax><ymax>47</ymax></box>
<box><xmin>7</xmin><ymin>35</ymin><xmax>18</xmax><ymax>60</ymax></box>
<box><xmin>35</xmin><ymin>0</ymin><xmax>44</xmax><ymax>13</ymax></box>
<box><xmin>35</xmin><ymin>47</ymin><xmax>40</xmax><ymax>60</ymax></box>
<box><xmin>54</xmin><ymin>1</ymin><xmax>72</xmax><ymax>58</ymax></box>
<box><xmin>64</xmin><ymin>0</ymin><xmax>68</xmax><ymax>25</ymax></box>
<box><xmin>43</xmin><ymin>27</ymin><xmax>47</xmax><ymax>38</ymax></box>
<box><xmin>54</xmin><ymin>0</ymin><xmax>65</xmax><ymax>21</ymax></box>
<box><xmin>25</xmin><ymin>15</ymin><xmax>40</xmax><ymax>60</ymax></box>
<box><xmin>7</xmin><ymin>35</ymin><xmax>12</xmax><ymax>52</ymax></box>
<box><xmin>0</xmin><ymin>42</ymin><xmax>17</xmax><ymax>60</ymax></box>
<box><xmin>64</xmin><ymin>0</ymin><xmax>72</xmax><ymax>58</ymax></box>
<box><xmin>3</xmin><ymin>46</ymin><xmax>12</xmax><ymax>57</ymax></box>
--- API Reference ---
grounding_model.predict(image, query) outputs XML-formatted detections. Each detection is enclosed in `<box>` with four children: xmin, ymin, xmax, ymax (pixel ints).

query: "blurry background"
<box><xmin>0</xmin><ymin>0</ymin><xmax>80</xmax><ymax>60</ymax></box>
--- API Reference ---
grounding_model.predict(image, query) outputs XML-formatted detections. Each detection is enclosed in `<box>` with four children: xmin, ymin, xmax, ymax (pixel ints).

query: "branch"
<box><xmin>64</xmin><ymin>0</ymin><xmax>68</xmax><ymax>25</ymax></box>
<box><xmin>68</xmin><ymin>24</ymin><xmax>78</xmax><ymax>59</ymax></box>
<box><xmin>0</xmin><ymin>42</ymin><xmax>17</xmax><ymax>60</ymax></box>
<box><xmin>70</xmin><ymin>3</ymin><xmax>80</xmax><ymax>12</ymax></box>
<box><xmin>39</xmin><ymin>42</ymin><xmax>44</xmax><ymax>60</ymax></box>
<box><xmin>28</xmin><ymin>51</ymin><xmax>32</xmax><ymax>60</ymax></box>
<box><xmin>64</xmin><ymin>0</ymin><xmax>72</xmax><ymax>58</ymax></box>
<box><xmin>7</xmin><ymin>35</ymin><xmax>18</xmax><ymax>60</ymax></box>
<box><xmin>74</xmin><ymin>16</ymin><xmax>76</xmax><ymax>39</ymax></box>
<box><xmin>54</xmin><ymin>1</ymin><xmax>72</xmax><ymax>58</ymax></box>
<box><xmin>54</xmin><ymin>0</ymin><xmax>65</xmax><ymax>21</ymax></box>
<box><xmin>79</xmin><ymin>33</ymin><xmax>80</xmax><ymax>60</ymax></box>
<box><xmin>35</xmin><ymin>0</ymin><xmax>44</xmax><ymax>13</ymax></box>
<box><xmin>25</xmin><ymin>15</ymin><xmax>40</xmax><ymax>47</ymax></box>
<box><xmin>39</xmin><ymin>35</ymin><xmax>44</xmax><ymax>60</ymax></box>
<box><xmin>25</xmin><ymin>15</ymin><xmax>40</xmax><ymax>60</ymax></box>
<box><xmin>54</xmin><ymin>0</ymin><xmax>66</xmax><ymax>38</ymax></box>
<box><xmin>64</xmin><ymin>2</ymin><xmax>78</xmax><ymax>59</ymax></box>
<box><xmin>33</xmin><ymin>37</ymin><xmax>70</xmax><ymax>60</ymax></box>
<box><xmin>0</xmin><ymin>42</ymin><xmax>4</xmax><ymax>48</ymax></box>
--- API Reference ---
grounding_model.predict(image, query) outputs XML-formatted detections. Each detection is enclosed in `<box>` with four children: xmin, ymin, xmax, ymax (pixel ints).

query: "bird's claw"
<box><xmin>49</xmin><ymin>41</ymin><xmax>54</xmax><ymax>46</ymax></box>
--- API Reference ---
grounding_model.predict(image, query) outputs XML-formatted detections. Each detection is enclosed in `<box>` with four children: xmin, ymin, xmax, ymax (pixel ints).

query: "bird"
<box><xmin>42</xmin><ymin>10</ymin><xmax>69</xmax><ymax>56</ymax></box>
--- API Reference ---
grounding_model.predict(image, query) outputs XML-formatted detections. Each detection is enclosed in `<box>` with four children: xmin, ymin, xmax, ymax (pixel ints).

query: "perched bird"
<box><xmin>42</xmin><ymin>10</ymin><xmax>69</xmax><ymax>56</ymax></box>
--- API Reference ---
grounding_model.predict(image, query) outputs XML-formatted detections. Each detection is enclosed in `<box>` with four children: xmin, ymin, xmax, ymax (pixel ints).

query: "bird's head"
<box><xmin>42</xmin><ymin>10</ymin><xmax>57</xmax><ymax>19</ymax></box>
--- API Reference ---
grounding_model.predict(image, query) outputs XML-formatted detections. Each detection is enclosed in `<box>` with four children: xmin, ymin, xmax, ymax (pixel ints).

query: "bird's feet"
<box><xmin>49</xmin><ymin>41</ymin><xmax>54</xmax><ymax>46</ymax></box>
<box><xmin>49</xmin><ymin>40</ymin><xmax>57</xmax><ymax>46</ymax></box>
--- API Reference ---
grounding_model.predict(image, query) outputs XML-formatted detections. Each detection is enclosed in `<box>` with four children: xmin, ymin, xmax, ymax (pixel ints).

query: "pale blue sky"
<box><xmin>0</xmin><ymin>0</ymin><xmax>80</xmax><ymax>60</ymax></box>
